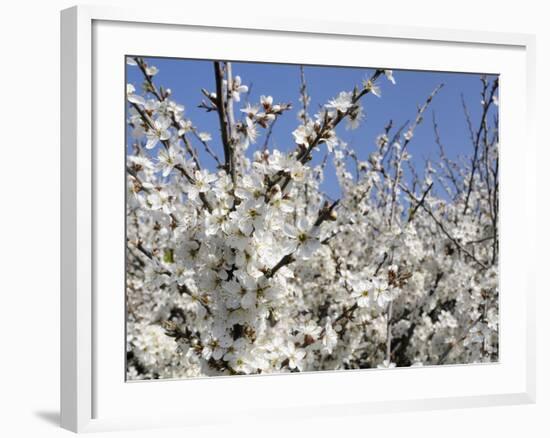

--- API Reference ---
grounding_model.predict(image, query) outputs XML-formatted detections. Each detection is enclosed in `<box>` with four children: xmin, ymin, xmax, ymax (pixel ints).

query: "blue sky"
<box><xmin>126</xmin><ymin>57</ymin><xmax>497</xmax><ymax>199</ymax></box>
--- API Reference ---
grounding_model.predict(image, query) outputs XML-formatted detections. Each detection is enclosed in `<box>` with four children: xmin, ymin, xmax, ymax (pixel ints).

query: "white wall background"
<box><xmin>0</xmin><ymin>1</ymin><xmax>546</xmax><ymax>436</ymax></box>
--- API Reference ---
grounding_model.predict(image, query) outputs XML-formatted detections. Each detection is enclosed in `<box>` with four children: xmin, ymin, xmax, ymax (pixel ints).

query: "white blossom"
<box><xmin>326</xmin><ymin>91</ymin><xmax>354</xmax><ymax>113</ymax></box>
<box><xmin>229</xmin><ymin>75</ymin><xmax>248</xmax><ymax>102</ymax></box>
<box><xmin>145</xmin><ymin>117</ymin><xmax>171</xmax><ymax>150</ymax></box>
<box><xmin>126</xmin><ymin>58</ymin><xmax>499</xmax><ymax>380</ymax></box>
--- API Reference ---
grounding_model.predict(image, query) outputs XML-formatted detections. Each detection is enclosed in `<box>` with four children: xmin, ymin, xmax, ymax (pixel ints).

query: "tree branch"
<box><xmin>214</xmin><ymin>61</ymin><xmax>236</xmax><ymax>182</ymax></box>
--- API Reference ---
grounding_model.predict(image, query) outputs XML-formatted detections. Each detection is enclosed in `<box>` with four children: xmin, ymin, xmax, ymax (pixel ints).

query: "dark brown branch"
<box><xmin>314</xmin><ymin>199</ymin><xmax>340</xmax><ymax>226</ymax></box>
<box><xmin>374</xmin><ymin>252</ymin><xmax>388</xmax><ymax>276</ymax></box>
<box><xmin>407</xmin><ymin>182</ymin><xmax>433</xmax><ymax>222</ymax></box>
<box><xmin>265</xmin><ymin>254</ymin><xmax>295</xmax><ymax>279</ymax></box>
<box><xmin>214</xmin><ymin>61</ymin><xmax>236</xmax><ymax>182</ymax></box>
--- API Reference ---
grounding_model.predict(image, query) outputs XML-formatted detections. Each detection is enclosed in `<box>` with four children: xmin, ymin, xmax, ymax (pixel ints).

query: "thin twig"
<box><xmin>463</xmin><ymin>78</ymin><xmax>499</xmax><ymax>214</ymax></box>
<box><xmin>432</xmin><ymin>111</ymin><xmax>460</xmax><ymax>195</ymax></box>
<box><xmin>299</xmin><ymin>65</ymin><xmax>310</xmax><ymax>124</ymax></box>
<box><xmin>407</xmin><ymin>182</ymin><xmax>433</xmax><ymax>222</ymax></box>
<box><xmin>214</xmin><ymin>61</ymin><xmax>236</xmax><ymax>182</ymax></box>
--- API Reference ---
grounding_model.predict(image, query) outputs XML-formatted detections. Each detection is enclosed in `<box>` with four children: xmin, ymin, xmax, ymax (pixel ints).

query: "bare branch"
<box><xmin>463</xmin><ymin>77</ymin><xmax>499</xmax><ymax>214</ymax></box>
<box><xmin>432</xmin><ymin>111</ymin><xmax>461</xmax><ymax>195</ymax></box>
<box><xmin>214</xmin><ymin>61</ymin><xmax>236</xmax><ymax>182</ymax></box>
<box><xmin>299</xmin><ymin>65</ymin><xmax>310</xmax><ymax>124</ymax></box>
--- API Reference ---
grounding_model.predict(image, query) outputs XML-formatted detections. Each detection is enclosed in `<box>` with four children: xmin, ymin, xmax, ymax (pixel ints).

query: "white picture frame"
<box><xmin>60</xmin><ymin>4</ymin><xmax>536</xmax><ymax>433</ymax></box>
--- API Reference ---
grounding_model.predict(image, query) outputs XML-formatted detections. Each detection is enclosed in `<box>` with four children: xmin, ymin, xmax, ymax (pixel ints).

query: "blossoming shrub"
<box><xmin>125</xmin><ymin>57</ymin><xmax>499</xmax><ymax>379</ymax></box>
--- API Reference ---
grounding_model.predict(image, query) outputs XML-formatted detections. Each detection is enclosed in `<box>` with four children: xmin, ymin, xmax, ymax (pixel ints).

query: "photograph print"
<box><xmin>125</xmin><ymin>56</ymin><xmax>499</xmax><ymax>380</ymax></box>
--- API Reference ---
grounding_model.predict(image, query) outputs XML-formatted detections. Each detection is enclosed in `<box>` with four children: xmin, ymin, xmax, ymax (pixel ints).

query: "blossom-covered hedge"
<box><xmin>125</xmin><ymin>58</ymin><xmax>499</xmax><ymax>380</ymax></box>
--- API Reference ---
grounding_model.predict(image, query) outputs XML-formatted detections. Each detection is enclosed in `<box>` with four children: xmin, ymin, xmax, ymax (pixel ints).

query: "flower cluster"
<box><xmin>126</xmin><ymin>58</ymin><xmax>499</xmax><ymax>379</ymax></box>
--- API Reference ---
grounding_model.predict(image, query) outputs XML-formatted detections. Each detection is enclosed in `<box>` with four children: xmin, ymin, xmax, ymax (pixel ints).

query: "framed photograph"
<box><xmin>61</xmin><ymin>4</ymin><xmax>536</xmax><ymax>433</ymax></box>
